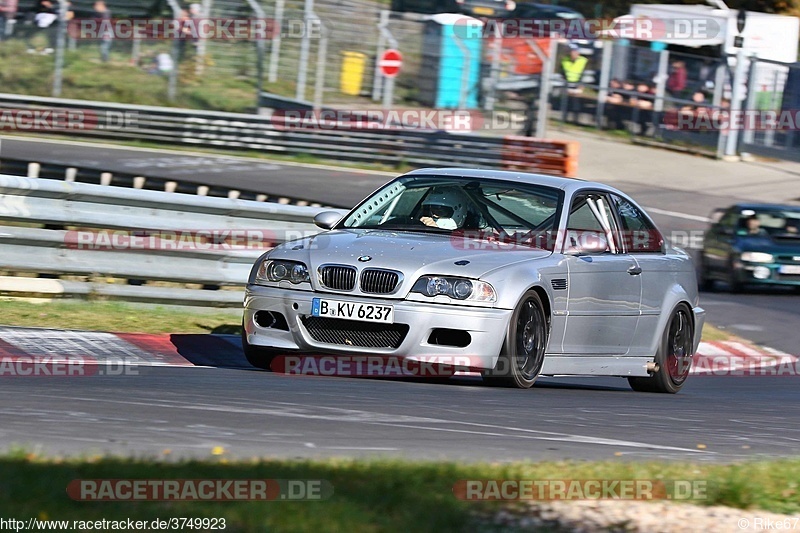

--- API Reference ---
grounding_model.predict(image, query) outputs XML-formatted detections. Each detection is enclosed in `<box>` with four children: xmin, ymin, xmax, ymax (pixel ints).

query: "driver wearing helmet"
<box><xmin>419</xmin><ymin>187</ymin><xmax>469</xmax><ymax>230</ymax></box>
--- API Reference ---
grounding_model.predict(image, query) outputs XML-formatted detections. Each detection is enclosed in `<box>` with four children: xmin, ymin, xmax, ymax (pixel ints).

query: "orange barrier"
<box><xmin>501</xmin><ymin>136</ymin><xmax>580</xmax><ymax>178</ymax></box>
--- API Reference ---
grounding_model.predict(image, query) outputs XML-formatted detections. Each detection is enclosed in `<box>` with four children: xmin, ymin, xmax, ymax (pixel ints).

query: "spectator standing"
<box><xmin>34</xmin><ymin>0</ymin><xmax>58</xmax><ymax>53</ymax></box>
<box><xmin>0</xmin><ymin>0</ymin><xmax>18</xmax><ymax>41</ymax></box>
<box><xmin>93</xmin><ymin>1</ymin><xmax>111</xmax><ymax>62</ymax></box>
<box><xmin>561</xmin><ymin>44</ymin><xmax>587</xmax><ymax>90</ymax></box>
<box><xmin>666</xmin><ymin>60</ymin><xmax>687</xmax><ymax>98</ymax></box>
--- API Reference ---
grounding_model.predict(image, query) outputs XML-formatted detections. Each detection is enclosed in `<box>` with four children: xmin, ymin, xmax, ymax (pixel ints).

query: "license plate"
<box><xmin>473</xmin><ymin>6</ymin><xmax>495</xmax><ymax>15</ymax></box>
<box><xmin>779</xmin><ymin>265</ymin><xmax>800</xmax><ymax>275</ymax></box>
<box><xmin>311</xmin><ymin>298</ymin><xmax>394</xmax><ymax>324</ymax></box>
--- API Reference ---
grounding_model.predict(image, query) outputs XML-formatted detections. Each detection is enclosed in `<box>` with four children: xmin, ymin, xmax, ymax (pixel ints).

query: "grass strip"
<box><xmin>0</xmin><ymin>454</ymin><xmax>799</xmax><ymax>532</ymax></box>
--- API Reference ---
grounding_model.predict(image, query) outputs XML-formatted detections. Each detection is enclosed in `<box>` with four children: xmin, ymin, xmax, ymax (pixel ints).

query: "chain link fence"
<box><xmin>1</xmin><ymin>0</ymin><xmax>798</xmax><ymax>162</ymax></box>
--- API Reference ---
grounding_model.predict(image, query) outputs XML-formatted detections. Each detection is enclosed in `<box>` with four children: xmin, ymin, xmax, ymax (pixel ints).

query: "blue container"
<box><xmin>418</xmin><ymin>14</ymin><xmax>483</xmax><ymax>109</ymax></box>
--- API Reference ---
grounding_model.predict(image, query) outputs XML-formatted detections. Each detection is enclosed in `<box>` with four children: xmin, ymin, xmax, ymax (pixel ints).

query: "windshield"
<box><xmin>737</xmin><ymin>208</ymin><xmax>800</xmax><ymax>238</ymax></box>
<box><xmin>337</xmin><ymin>176</ymin><xmax>563</xmax><ymax>251</ymax></box>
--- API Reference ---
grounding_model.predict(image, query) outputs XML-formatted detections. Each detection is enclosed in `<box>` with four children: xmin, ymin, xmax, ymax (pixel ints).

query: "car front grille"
<box><xmin>360</xmin><ymin>269</ymin><xmax>401</xmax><ymax>294</ymax></box>
<box><xmin>301</xmin><ymin>316</ymin><xmax>409</xmax><ymax>349</ymax></box>
<box><xmin>319</xmin><ymin>265</ymin><xmax>357</xmax><ymax>291</ymax></box>
<box><xmin>776</xmin><ymin>255</ymin><xmax>800</xmax><ymax>264</ymax></box>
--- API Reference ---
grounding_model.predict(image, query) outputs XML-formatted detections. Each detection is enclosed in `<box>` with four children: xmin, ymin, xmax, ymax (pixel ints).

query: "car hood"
<box><xmin>270</xmin><ymin>229</ymin><xmax>552</xmax><ymax>280</ymax></box>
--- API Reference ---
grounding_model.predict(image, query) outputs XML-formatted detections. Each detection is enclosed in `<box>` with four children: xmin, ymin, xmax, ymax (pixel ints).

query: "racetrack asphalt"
<box><xmin>1</xmin><ymin>133</ymin><xmax>799</xmax><ymax>462</ymax></box>
<box><xmin>2</xmin><ymin>360</ymin><xmax>798</xmax><ymax>462</ymax></box>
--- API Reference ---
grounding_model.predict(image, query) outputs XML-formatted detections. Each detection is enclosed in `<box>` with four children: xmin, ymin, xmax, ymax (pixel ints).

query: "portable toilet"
<box><xmin>418</xmin><ymin>14</ymin><xmax>484</xmax><ymax>109</ymax></box>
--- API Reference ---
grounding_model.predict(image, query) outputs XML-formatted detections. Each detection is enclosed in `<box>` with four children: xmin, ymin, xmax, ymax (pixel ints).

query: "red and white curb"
<box><xmin>692</xmin><ymin>341</ymin><xmax>798</xmax><ymax>375</ymax></box>
<box><xmin>0</xmin><ymin>327</ymin><xmax>795</xmax><ymax>376</ymax></box>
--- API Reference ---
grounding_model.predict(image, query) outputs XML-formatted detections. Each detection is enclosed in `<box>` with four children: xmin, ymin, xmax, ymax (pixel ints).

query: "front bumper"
<box><xmin>692</xmin><ymin>305</ymin><xmax>706</xmax><ymax>355</ymax></box>
<box><xmin>243</xmin><ymin>284</ymin><xmax>512</xmax><ymax>369</ymax></box>
<box><xmin>734</xmin><ymin>262</ymin><xmax>800</xmax><ymax>286</ymax></box>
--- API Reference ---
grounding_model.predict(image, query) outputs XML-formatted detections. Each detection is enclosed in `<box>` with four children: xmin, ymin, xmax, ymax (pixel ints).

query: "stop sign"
<box><xmin>379</xmin><ymin>49</ymin><xmax>402</xmax><ymax>78</ymax></box>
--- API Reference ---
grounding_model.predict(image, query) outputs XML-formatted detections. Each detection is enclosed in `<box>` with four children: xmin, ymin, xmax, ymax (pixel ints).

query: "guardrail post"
<box><xmin>165</xmin><ymin>181</ymin><xmax>178</xmax><ymax>192</ymax></box>
<box><xmin>256</xmin><ymin>194</ymin><xmax>268</xmax><ymax>202</ymax></box>
<box><xmin>100</xmin><ymin>172</ymin><xmax>113</xmax><ymax>186</ymax></box>
<box><xmin>27</xmin><ymin>163</ymin><xmax>40</xmax><ymax>178</ymax></box>
<box><xmin>228</xmin><ymin>190</ymin><xmax>241</xmax><ymax>199</ymax></box>
<box><xmin>65</xmin><ymin>167</ymin><xmax>77</xmax><ymax>182</ymax></box>
<box><xmin>133</xmin><ymin>177</ymin><xmax>146</xmax><ymax>189</ymax></box>
<box><xmin>197</xmin><ymin>185</ymin><xmax>209</xmax><ymax>196</ymax></box>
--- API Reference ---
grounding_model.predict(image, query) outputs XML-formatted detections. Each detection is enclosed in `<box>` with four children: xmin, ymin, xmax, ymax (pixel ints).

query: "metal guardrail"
<box><xmin>0</xmin><ymin>174</ymin><xmax>346</xmax><ymax>306</ymax></box>
<box><xmin>0</xmin><ymin>157</ymin><xmax>328</xmax><ymax>207</ymax></box>
<box><xmin>0</xmin><ymin>93</ymin><xmax>578</xmax><ymax>176</ymax></box>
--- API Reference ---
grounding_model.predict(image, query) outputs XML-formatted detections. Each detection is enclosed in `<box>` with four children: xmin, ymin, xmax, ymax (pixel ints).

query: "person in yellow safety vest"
<box><xmin>561</xmin><ymin>44</ymin><xmax>587</xmax><ymax>86</ymax></box>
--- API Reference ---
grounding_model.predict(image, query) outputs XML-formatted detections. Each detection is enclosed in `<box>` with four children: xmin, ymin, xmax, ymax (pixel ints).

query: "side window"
<box><xmin>612</xmin><ymin>195</ymin><xmax>663</xmax><ymax>253</ymax></box>
<box><xmin>565</xmin><ymin>194</ymin><xmax>618</xmax><ymax>253</ymax></box>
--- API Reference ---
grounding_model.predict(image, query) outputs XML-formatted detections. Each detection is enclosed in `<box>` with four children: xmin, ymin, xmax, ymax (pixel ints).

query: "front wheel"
<box><xmin>483</xmin><ymin>291</ymin><xmax>548</xmax><ymax>389</ymax></box>
<box><xmin>698</xmin><ymin>254</ymin><xmax>714</xmax><ymax>292</ymax></box>
<box><xmin>629</xmin><ymin>304</ymin><xmax>694</xmax><ymax>394</ymax></box>
<box><xmin>241</xmin><ymin>327</ymin><xmax>279</xmax><ymax>370</ymax></box>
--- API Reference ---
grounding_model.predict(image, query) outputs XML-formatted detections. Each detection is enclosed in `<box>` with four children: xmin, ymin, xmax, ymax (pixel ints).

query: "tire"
<box><xmin>483</xmin><ymin>290</ymin><xmax>548</xmax><ymax>389</ymax></box>
<box><xmin>727</xmin><ymin>259</ymin><xmax>743</xmax><ymax>293</ymax></box>
<box><xmin>241</xmin><ymin>326</ymin><xmax>279</xmax><ymax>370</ymax></box>
<box><xmin>629</xmin><ymin>303</ymin><xmax>694</xmax><ymax>394</ymax></box>
<box><xmin>698</xmin><ymin>254</ymin><xmax>714</xmax><ymax>292</ymax></box>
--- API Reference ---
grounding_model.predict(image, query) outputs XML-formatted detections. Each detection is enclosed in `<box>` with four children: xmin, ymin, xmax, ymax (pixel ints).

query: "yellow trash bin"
<box><xmin>340</xmin><ymin>51</ymin><xmax>367</xmax><ymax>96</ymax></box>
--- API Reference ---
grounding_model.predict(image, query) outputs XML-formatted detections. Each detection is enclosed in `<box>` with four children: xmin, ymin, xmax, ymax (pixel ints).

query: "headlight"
<box><xmin>740</xmin><ymin>252</ymin><xmax>774</xmax><ymax>263</ymax></box>
<box><xmin>255</xmin><ymin>259</ymin><xmax>310</xmax><ymax>284</ymax></box>
<box><xmin>411</xmin><ymin>276</ymin><xmax>496</xmax><ymax>302</ymax></box>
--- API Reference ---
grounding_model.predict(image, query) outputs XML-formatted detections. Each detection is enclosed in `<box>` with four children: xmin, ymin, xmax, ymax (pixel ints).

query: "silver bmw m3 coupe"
<box><xmin>243</xmin><ymin>168</ymin><xmax>705</xmax><ymax>393</ymax></box>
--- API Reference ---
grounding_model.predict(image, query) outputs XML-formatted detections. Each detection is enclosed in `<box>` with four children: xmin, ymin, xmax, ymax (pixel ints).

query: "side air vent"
<box><xmin>551</xmin><ymin>278</ymin><xmax>568</xmax><ymax>291</ymax></box>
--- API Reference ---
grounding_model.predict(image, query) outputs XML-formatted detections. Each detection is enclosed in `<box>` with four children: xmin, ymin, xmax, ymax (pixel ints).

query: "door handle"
<box><xmin>628</xmin><ymin>265</ymin><xmax>642</xmax><ymax>275</ymax></box>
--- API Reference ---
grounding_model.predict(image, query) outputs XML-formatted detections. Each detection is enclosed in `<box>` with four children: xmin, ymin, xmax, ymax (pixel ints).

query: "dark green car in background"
<box><xmin>700</xmin><ymin>204</ymin><xmax>800</xmax><ymax>292</ymax></box>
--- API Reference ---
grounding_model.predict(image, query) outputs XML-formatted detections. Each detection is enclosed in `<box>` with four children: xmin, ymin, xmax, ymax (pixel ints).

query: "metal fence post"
<box><xmin>195</xmin><ymin>0</ymin><xmax>213</xmax><ymax>76</ymax></box>
<box><xmin>245</xmin><ymin>0</ymin><xmax>267</xmax><ymax>107</ymax></box>
<box><xmin>535</xmin><ymin>38</ymin><xmax>558</xmax><ymax>138</ymax></box>
<box><xmin>451</xmin><ymin>32</ymin><xmax>472</xmax><ymax>110</ymax></box>
<box><xmin>52</xmin><ymin>0</ymin><xmax>69</xmax><ymax>97</ymax></box>
<box><xmin>377</xmin><ymin>13</ymin><xmax>399</xmax><ymax>110</ymax></box>
<box><xmin>724</xmin><ymin>48</ymin><xmax>748</xmax><ymax>157</ymax></box>
<box><xmin>741</xmin><ymin>57</ymin><xmax>759</xmax><ymax>146</ymax></box>
<box><xmin>165</xmin><ymin>0</ymin><xmax>182</xmax><ymax>102</ymax></box>
<box><xmin>653</xmin><ymin>49</ymin><xmax>669</xmax><ymax>113</ymax></box>
<box><xmin>268</xmin><ymin>0</ymin><xmax>285</xmax><ymax>83</ymax></box>
<box><xmin>595</xmin><ymin>41</ymin><xmax>613</xmax><ymax>129</ymax></box>
<box><xmin>313</xmin><ymin>21</ymin><xmax>328</xmax><ymax>111</ymax></box>
<box><xmin>296</xmin><ymin>0</ymin><xmax>314</xmax><ymax>100</ymax></box>
<box><xmin>484</xmin><ymin>21</ymin><xmax>502</xmax><ymax>112</ymax></box>
<box><xmin>373</xmin><ymin>10</ymin><xmax>390</xmax><ymax>102</ymax></box>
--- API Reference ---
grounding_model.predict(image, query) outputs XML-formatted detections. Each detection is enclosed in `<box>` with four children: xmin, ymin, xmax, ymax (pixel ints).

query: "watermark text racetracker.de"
<box><xmin>67</xmin><ymin>478</ymin><xmax>333</xmax><ymax>501</ymax></box>
<box><xmin>272</xmin><ymin>109</ymin><xmax>524</xmax><ymax>132</ymax></box>
<box><xmin>453</xmin><ymin>479</ymin><xmax>708</xmax><ymax>501</ymax></box>
<box><xmin>0</xmin><ymin>109</ymin><xmax>137</xmax><ymax>132</ymax></box>
<box><xmin>0</xmin><ymin>356</ymin><xmax>140</xmax><ymax>377</ymax></box>
<box><xmin>70</xmin><ymin>17</ymin><xmax>320</xmax><ymax>40</ymax></box>
<box><xmin>64</xmin><ymin>229</ymin><xmax>321</xmax><ymax>251</ymax></box>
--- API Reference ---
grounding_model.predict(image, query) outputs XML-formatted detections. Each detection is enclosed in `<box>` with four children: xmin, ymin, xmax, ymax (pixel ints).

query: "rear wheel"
<box><xmin>241</xmin><ymin>326</ymin><xmax>279</xmax><ymax>370</ymax></box>
<box><xmin>483</xmin><ymin>291</ymin><xmax>548</xmax><ymax>389</ymax></box>
<box><xmin>629</xmin><ymin>304</ymin><xmax>693</xmax><ymax>394</ymax></box>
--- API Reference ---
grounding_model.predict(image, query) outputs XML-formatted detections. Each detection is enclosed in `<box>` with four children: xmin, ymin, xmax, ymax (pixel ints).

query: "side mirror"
<box><xmin>564</xmin><ymin>232</ymin><xmax>609</xmax><ymax>255</ymax></box>
<box><xmin>313</xmin><ymin>211</ymin><xmax>342</xmax><ymax>230</ymax></box>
